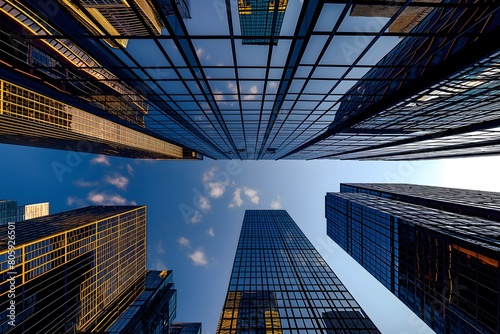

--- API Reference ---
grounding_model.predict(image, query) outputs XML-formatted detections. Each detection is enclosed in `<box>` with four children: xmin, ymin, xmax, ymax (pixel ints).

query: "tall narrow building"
<box><xmin>326</xmin><ymin>184</ymin><xmax>500</xmax><ymax>334</ymax></box>
<box><xmin>0</xmin><ymin>205</ymin><xmax>181</xmax><ymax>333</ymax></box>
<box><xmin>216</xmin><ymin>210</ymin><xmax>380</xmax><ymax>333</ymax></box>
<box><xmin>0</xmin><ymin>200</ymin><xmax>49</xmax><ymax>225</ymax></box>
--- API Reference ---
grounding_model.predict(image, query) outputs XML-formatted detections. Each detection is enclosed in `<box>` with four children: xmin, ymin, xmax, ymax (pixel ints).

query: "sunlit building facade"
<box><xmin>0</xmin><ymin>206</ymin><xmax>148</xmax><ymax>333</ymax></box>
<box><xmin>326</xmin><ymin>184</ymin><xmax>500</xmax><ymax>334</ymax></box>
<box><xmin>0</xmin><ymin>200</ymin><xmax>49</xmax><ymax>225</ymax></box>
<box><xmin>216</xmin><ymin>210</ymin><xmax>380</xmax><ymax>333</ymax></box>
<box><xmin>0</xmin><ymin>79</ymin><xmax>200</xmax><ymax>159</ymax></box>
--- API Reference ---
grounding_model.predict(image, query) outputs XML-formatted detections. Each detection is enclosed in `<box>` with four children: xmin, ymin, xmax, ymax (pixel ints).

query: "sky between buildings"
<box><xmin>2</xmin><ymin>143</ymin><xmax>500</xmax><ymax>333</ymax></box>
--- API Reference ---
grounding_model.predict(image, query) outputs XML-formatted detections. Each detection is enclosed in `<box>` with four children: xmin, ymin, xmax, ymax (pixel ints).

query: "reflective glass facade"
<box><xmin>238</xmin><ymin>0</ymin><xmax>288</xmax><ymax>45</ymax></box>
<box><xmin>0</xmin><ymin>1</ymin><xmax>498</xmax><ymax>160</ymax></box>
<box><xmin>101</xmin><ymin>270</ymin><xmax>178</xmax><ymax>333</ymax></box>
<box><xmin>0</xmin><ymin>200</ymin><xmax>49</xmax><ymax>226</ymax></box>
<box><xmin>326</xmin><ymin>184</ymin><xmax>500</xmax><ymax>334</ymax></box>
<box><xmin>169</xmin><ymin>322</ymin><xmax>202</xmax><ymax>334</ymax></box>
<box><xmin>217</xmin><ymin>210</ymin><xmax>380</xmax><ymax>333</ymax></box>
<box><xmin>0</xmin><ymin>206</ymin><xmax>148</xmax><ymax>333</ymax></box>
<box><xmin>288</xmin><ymin>2</ymin><xmax>500</xmax><ymax>160</ymax></box>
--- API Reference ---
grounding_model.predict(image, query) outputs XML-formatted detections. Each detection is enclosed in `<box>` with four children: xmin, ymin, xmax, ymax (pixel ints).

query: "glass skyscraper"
<box><xmin>0</xmin><ymin>205</ymin><xmax>181</xmax><ymax>333</ymax></box>
<box><xmin>0</xmin><ymin>1</ymin><xmax>498</xmax><ymax>160</ymax></box>
<box><xmin>0</xmin><ymin>200</ymin><xmax>49</xmax><ymax>225</ymax></box>
<box><xmin>238</xmin><ymin>0</ymin><xmax>288</xmax><ymax>45</ymax></box>
<box><xmin>169</xmin><ymin>322</ymin><xmax>202</xmax><ymax>334</ymax></box>
<box><xmin>326</xmin><ymin>184</ymin><xmax>500</xmax><ymax>334</ymax></box>
<box><xmin>217</xmin><ymin>210</ymin><xmax>380</xmax><ymax>333</ymax></box>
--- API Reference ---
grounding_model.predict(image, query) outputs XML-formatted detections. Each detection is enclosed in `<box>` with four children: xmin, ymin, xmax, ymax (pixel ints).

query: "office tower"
<box><xmin>0</xmin><ymin>1</ymin><xmax>201</xmax><ymax>160</ymax></box>
<box><xmin>96</xmin><ymin>270</ymin><xmax>178</xmax><ymax>333</ymax></box>
<box><xmin>169</xmin><ymin>322</ymin><xmax>202</xmax><ymax>334</ymax></box>
<box><xmin>0</xmin><ymin>78</ymin><xmax>201</xmax><ymax>159</ymax></box>
<box><xmin>326</xmin><ymin>184</ymin><xmax>500</xmax><ymax>334</ymax></box>
<box><xmin>0</xmin><ymin>200</ymin><xmax>49</xmax><ymax>225</ymax></box>
<box><xmin>238</xmin><ymin>0</ymin><xmax>288</xmax><ymax>45</ymax></box>
<box><xmin>1</xmin><ymin>1</ymin><xmax>498</xmax><ymax>160</ymax></box>
<box><xmin>216</xmin><ymin>210</ymin><xmax>380</xmax><ymax>333</ymax></box>
<box><xmin>286</xmin><ymin>2</ymin><xmax>500</xmax><ymax>160</ymax></box>
<box><xmin>0</xmin><ymin>205</ymin><xmax>149</xmax><ymax>333</ymax></box>
<box><xmin>60</xmin><ymin>0</ymin><xmax>190</xmax><ymax>49</ymax></box>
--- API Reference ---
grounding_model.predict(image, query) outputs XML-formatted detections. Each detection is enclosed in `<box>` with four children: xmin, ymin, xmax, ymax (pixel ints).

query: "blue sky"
<box><xmin>2</xmin><ymin>143</ymin><xmax>500</xmax><ymax>333</ymax></box>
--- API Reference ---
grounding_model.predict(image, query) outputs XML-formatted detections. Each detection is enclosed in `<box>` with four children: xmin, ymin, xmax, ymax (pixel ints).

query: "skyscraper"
<box><xmin>0</xmin><ymin>200</ymin><xmax>49</xmax><ymax>225</ymax></box>
<box><xmin>0</xmin><ymin>0</ymin><xmax>202</xmax><ymax>160</ymax></box>
<box><xmin>238</xmin><ymin>0</ymin><xmax>288</xmax><ymax>45</ymax></box>
<box><xmin>96</xmin><ymin>270</ymin><xmax>178</xmax><ymax>333</ymax></box>
<box><xmin>216</xmin><ymin>210</ymin><xmax>380</xmax><ymax>333</ymax></box>
<box><xmin>1</xmin><ymin>1</ymin><xmax>498</xmax><ymax>160</ymax></box>
<box><xmin>286</xmin><ymin>2</ymin><xmax>500</xmax><ymax>160</ymax></box>
<box><xmin>169</xmin><ymin>322</ymin><xmax>202</xmax><ymax>334</ymax></box>
<box><xmin>0</xmin><ymin>205</ymin><xmax>150</xmax><ymax>333</ymax></box>
<box><xmin>326</xmin><ymin>184</ymin><xmax>500</xmax><ymax>334</ymax></box>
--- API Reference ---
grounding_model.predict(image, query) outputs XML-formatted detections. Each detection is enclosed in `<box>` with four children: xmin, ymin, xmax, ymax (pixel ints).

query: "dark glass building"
<box><xmin>0</xmin><ymin>205</ymin><xmax>180</xmax><ymax>333</ymax></box>
<box><xmin>169</xmin><ymin>322</ymin><xmax>202</xmax><ymax>334</ymax></box>
<box><xmin>326</xmin><ymin>184</ymin><xmax>500</xmax><ymax>334</ymax></box>
<box><xmin>287</xmin><ymin>2</ymin><xmax>500</xmax><ymax>160</ymax></box>
<box><xmin>216</xmin><ymin>210</ymin><xmax>380</xmax><ymax>333</ymax></box>
<box><xmin>0</xmin><ymin>1</ymin><xmax>498</xmax><ymax>160</ymax></box>
<box><xmin>238</xmin><ymin>0</ymin><xmax>288</xmax><ymax>45</ymax></box>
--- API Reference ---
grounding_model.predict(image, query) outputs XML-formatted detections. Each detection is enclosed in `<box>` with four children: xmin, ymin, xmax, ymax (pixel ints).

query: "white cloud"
<box><xmin>207</xmin><ymin>227</ymin><xmax>215</xmax><ymax>237</ymax></box>
<box><xmin>244</xmin><ymin>187</ymin><xmax>260</xmax><ymax>204</ymax></box>
<box><xmin>243</xmin><ymin>85</ymin><xmax>258</xmax><ymax>100</ymax></box>
<box><xmin>198</xmin><ymin>195</ymin><xmax>211</xmax><ymax>211</ymax></box>
<box><xmin>178</xmin><ymin>236</ymin><xmax>191</xmax><ymax>248</ymax></box>
<box><xmin>150</xmin><ymin>258</ymin><xmax>168</xmax><ymax>270</ymax></box>
<box><xmin>206</xmin><ymin>182</ymin><xmax>226</xmax><ymax>198</ymax></box>
<box><xmin>67</xmin><ymin>196</ymin><xmax>85</xmax><ymax>206</ymax></box>
<box><xmin>74</xmin><ymin>179</ymin><xmax>98</xmax><ymax>188</ymax></box>
<box><xmin>202</xmin><ymin>167</ymin><xmax>218</xmax><ymax>183</ymax></box>
<box><xmin>229</xmin><ymin>188</ymin><xmax>243</xmax><ymax>208</ymax></box>
<box><xmin>202</xmin><ymin>166</ymin><xmax>230</xmax><ymax>198</ymax></box>
<box><xmin>188</xmin><ymin>249</ymin><xmax>208</xmax><ymax>266</ymax></box>
<box><xmin>105</xmin><ymin>173</ymin><xmax>129</xmax><ymax>190</ymax></box>
<box><xmin>87</xmin><ymin>192</ymin><xmax>128</xmax><ymax>205</ymax></box>
<box><xmin>190</xmin><ymin>210</ymin><xmax>203</xmax><ymax>224</ymax></box>
<box><xmin>214</xmin><ymin>89</ymin><xmax>225</xmax><ymax>102</ymax></box>
<box><xmin>228</xmin><ymin>82</ymin><xmax>238</xmax><ymax>95</ymax></box>
<box><xmin>196</xmin><ymin>47</ymin><xmax>204</xmax><ymax>58</ymax></box>
<box><xmin>270</xmin><ymin>195</ymin><xmax>282</xmax><ymax>209</ymax></box>
<box><xmin>91</xmin><ymin>155</ymin><xmax>111</xmax><ymax>166</ymax></box>
<box><xmin>126</xmin><ymin>164</ymin><xmax>134</xmax><ymax>176</ymax></box>
<box><xmin>157</xmin><ymin>239</ymin><xmax>165</xmax><ymax>254</ymax></box>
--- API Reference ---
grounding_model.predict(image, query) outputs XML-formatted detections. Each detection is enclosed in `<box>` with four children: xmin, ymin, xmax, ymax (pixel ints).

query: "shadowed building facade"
<box><xmin>0</xmin><ymin>206</ymin><xmax>181</xmax><ymax>333</ymax></box>
<box><xmin>326</xmin><ymin>184</ymin><xmax>500</xmax><ymax>334</ymax></box>
<box><xmin>216</xmin><ymin>210</ymin><xmax>380</xmax><ymax>333</ymax></box>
